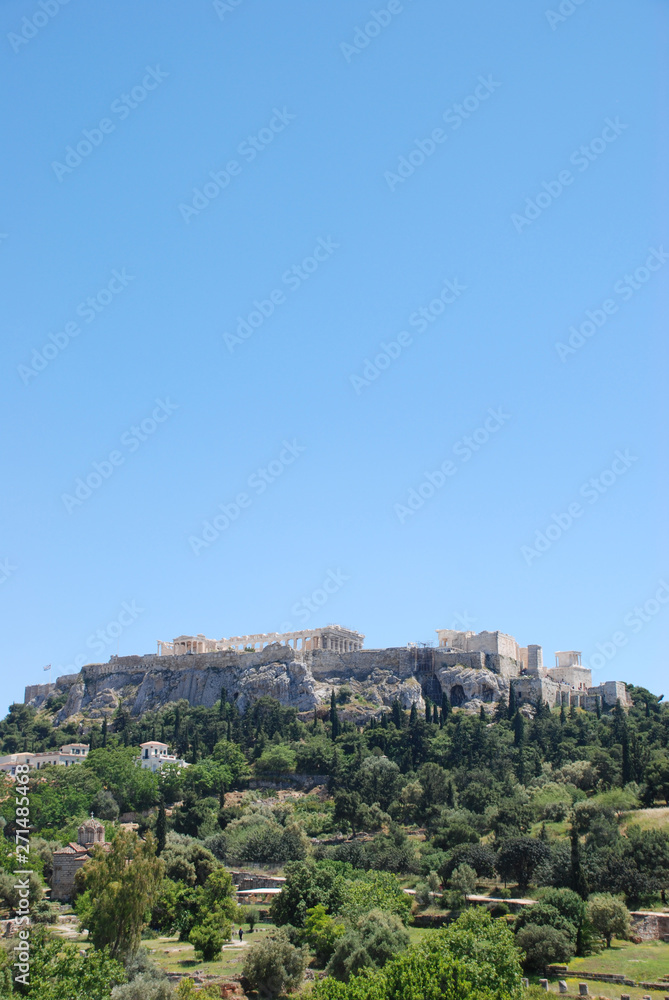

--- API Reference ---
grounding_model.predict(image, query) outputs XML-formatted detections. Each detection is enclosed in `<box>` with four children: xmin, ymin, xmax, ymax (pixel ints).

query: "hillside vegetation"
<box><xmin>0</xmin><ymin>683</ymin><xmax>668</xmax><ymax>997</ymax></box>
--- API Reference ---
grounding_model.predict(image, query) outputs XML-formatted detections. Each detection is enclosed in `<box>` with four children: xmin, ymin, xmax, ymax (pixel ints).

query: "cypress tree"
<box><xmin>330</xmin><ymin>691</ymin><xmax>341</xmax><ymax>740</ymax></box>
<box><xmin>432</xmin><ymin>704</ymin><xmax>439</xmax><ymax>725</ymax></box>
<box><xmin>102</xmin><ymin>718</ymin><xmax>108</xmax><ymax>748</ymax></box>
<box><xmin>508</xmin><ymin>685</ymin><xmax>517</xmax><ymax>719</ymax></box>
<box><xmin>409</xmin><ymin>702</ymin><xmax>418</xmax><ymax>727</ymax></box>
<box><xmin>595</xmin><ymin>696</ymin><xmax>602</xmax><ymax>720</ymax></box>
<box><xmin>571</xmin><ymin>826</ymin><xmax>589</xmax><ymax>899</ymax></box>
<box><xmin>621</xmin><ymin>724</ymin><xmax>633</xmax><ymax>784</ymax></box>
<box><xmin>156</xmin><ymin>797</ymin><xmax>167</xmax><ymax>856</ymax></box>
<box><xmin>441</xmin><ymin>691</ymin><xmax>451</xmax><ymax>719</ymax></box>
<box><xmin>560</xmin><ymin>701</ymin><xmax>566</xmax><ymax>725</ymax></box>
<box><xmin>381</xmin><ymin>712</ymin><xmax>388</xmax><ymax>729</ymax></box>
<box><xmin>391</xmin><ymin>699</ymin><xmax>403</xmax><ymax>728</ymax></box>
<box><xmin>424</xmin><ymin>698</ymin><xmax>432</xmax><ymax>724</ymax></box>
<box><xmin>219</xmin><ymin>686</ymin><xmax>227</xmax><ymax>718</ymax></box>
<box><xmin>494</xmin><ymin>696</ymin><xmax>508</xmax><ymax>722</ymax></box>
<box><xmin>570</xmin><ymin>824</ymin><xmax>589</xmax><ymax>899</ymax></box>
<box><xmin>479</xmin><ymin>705</ymin><xmax>486</xmax><ymax>722</ymax></box>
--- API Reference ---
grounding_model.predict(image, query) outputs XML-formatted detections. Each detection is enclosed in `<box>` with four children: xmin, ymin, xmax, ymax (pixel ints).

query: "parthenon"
<box><xmin>157</xmin><ymin>623</ymin><xmax>364</xmax><ymax>657</ymax></box>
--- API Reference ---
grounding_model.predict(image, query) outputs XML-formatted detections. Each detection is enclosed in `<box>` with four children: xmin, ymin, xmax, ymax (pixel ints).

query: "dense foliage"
<box><xmin>1</xmin><ymin>682</ymin><xmax>668</xmax><ymax>996</ymax></box>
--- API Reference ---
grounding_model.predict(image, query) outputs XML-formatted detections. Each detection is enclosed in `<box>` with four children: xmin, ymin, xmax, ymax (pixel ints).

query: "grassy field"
<box><xmin>621</xmin><ymin>808</ymin><xmax>669</xmax><ymax>833</ymax></box>
<box><xmin>559</xmin><ymin>980</ymin><xmax>669</xmax><ymax>1000</ymax></box>
<box><xmin>143</xmin><ymin>924</ymin><xmax>275</xmax><ymax>978</ymax></box>
<box><xmin>565</xmin><ymin>938</ymin><xmax>669</xmax><ymax>984</ymax></box>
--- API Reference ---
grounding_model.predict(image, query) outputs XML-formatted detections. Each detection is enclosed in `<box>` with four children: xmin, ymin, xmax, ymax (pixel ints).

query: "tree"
<box><xmin>18</xmin><ymin>925</ymin><xmax>126</xmax><ymax>1000</ymax></box>
<box><xmin>211</xmin><ymin>738</ymin><xmax>248</xmax><ymax>784</ymax></box>
<box><xmin>426</xmin><ymin>908</ymin><xmax>523</xmax><ymax>1000</ymax></box>
<box><xmin>156</xmin><ymin>797</ymin><xmax>167</xmax><ymax>856</ymax></box>
<box><xmin>91</xmin><ymin>789</ymin><xmax>120</xmax><ymax>822</ymax></box>
<box><xmin>84</xmin><ymin>747</ymin><xmax>159</xmax><ymax>813</ymax></box>
<box><xmin>515</xmin><ymin>923</ymin><xmax>574</xmax><ymax>971</ymax></box>
<box><xmin>450</xmin><ymin>863</ymin><xmax>477</xmax><ymax>905</ymax></box>
<box><xmin>440</xmin><ymin>844</ymin><xmax>497</xmax><ymax>881</ymax></box>
<box><xmin>586</xmin><ymin>893</ymin><xmax>631</xmax><ymax>948</ymax></box>
<box><xmin>644</xmin><ymin>751</ymin><xmax>669</xmax><ymax>804</ymax></box>
<box><xmin>271</xmin><ymin>861</ymin><xmax>347</xmax><ymax>928</ymax></box>
<box><xmin>242</xmin><ymin>928</ymin><xmax>308</xmax><ymax>998</ymax></box>
<box><xmin>495</xmin><ymin>837</ymin><xmax>551</xmax><ymax>893</ymax></box>
<box><xmin>570</xmin><ymin>825</ymin><xmax>589</xmax><ymax>899</ymax></box>
<box><xmin>330</xmin><ymin>691</ymin><xmax>341</xmax><ymax>740</ymax></box>
<box><xmin>189</xmin><ymin>913</ymin><xmax>227</xmax><ymax>961</ymax></box>
<box><xmin>75</xmin><ymin>830</ymin><xmax>164</xmax><ymax>961</ymax></box>
<box><xmin>255</xmin><ymin>744</ymin><xmax>297</xmax><ymax>775</ymax></box>
<box><xmin>343</xmin><ymin>870</ymin><xmax>413</xmax><ymax>924</ymax></box>
<box><xmin>333</xmin><ymin>791</ymin><xmax>364</xmax><ymax>835</ymax></box>
<box><xmin>325</xmin><ymin>909</ymin><xmax>410</xmax><ymax>980</ymax></box>
<box><xmin>514</xmin><ymin>902</ymin><xmax>577</xmax><ymax>950</ymax></box>
<box><xmin>304</xmin><ymin>904</ymin><xmax>345</xmax><ymax>966</ymax></box>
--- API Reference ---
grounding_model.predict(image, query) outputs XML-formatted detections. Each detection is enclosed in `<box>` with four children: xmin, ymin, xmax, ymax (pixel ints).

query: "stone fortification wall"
<box><xmin>546</xmin><ymin>665</ymin><xmax>593</xmax><ymax>690</ymax></box>
<box><xmin>24</xmin><ymin>673</ymin><xmax>81</xmax><ymax>708</ymax></box>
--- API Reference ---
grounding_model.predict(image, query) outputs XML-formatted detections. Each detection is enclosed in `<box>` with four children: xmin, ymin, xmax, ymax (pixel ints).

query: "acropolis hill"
<box><xmin>23</xmin><ymin>624</ymin><xmax>631</xmax><ymax>723</ymax></box>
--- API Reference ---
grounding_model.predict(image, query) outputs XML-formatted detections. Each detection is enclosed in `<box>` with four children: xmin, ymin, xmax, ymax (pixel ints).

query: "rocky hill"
<box><xmin>25</xmin><ymin>644</ymin><xmax>439</xmax><ymax>723</ymax></box>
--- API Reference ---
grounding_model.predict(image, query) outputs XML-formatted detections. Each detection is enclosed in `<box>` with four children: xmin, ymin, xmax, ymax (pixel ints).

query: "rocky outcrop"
<box><xmin>436</xmin><ymin>664</ymin><xmax>510</xmax><ymax>711</ymax></box>
<box><xmin>35</xmin><ymin>644</ymin><xmax>429</xmax><ymax>723</ymax></box>
<box><xmin>24</xmin><ymin>640</ymin><xmax>628</xmax><ymax>723</ymax></box>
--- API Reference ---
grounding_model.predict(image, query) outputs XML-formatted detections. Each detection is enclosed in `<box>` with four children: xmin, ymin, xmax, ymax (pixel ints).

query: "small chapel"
<box><xmin>51</xmin><ymin>815</ymin><xmax>108</xmax><ymax>901</ymax></box>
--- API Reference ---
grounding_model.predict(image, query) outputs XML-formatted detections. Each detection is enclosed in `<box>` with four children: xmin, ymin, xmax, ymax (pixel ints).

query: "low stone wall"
<box><xmin>230</xmin><ymin>872</ymin><xmax>286</xmax><ymax>891</ymax></box>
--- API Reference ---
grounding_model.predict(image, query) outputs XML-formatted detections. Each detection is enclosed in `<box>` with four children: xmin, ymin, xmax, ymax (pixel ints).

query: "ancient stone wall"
<box><xmin>51</xmin><ymin>853</ymin><xmax>88</xmax><ymax>902</ymax></box>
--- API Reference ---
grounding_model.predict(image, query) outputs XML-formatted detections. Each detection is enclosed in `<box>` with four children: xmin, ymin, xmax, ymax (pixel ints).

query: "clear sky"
<box><xmin>1</xmin><ymin>0</ymin><xmax>667</xmax><ymax>713</ymax></box>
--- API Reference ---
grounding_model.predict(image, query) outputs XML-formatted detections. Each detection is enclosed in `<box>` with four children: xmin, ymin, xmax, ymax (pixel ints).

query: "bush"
<box><xmin>515</xmin><ymin>923</ymin><xmax>574</xmax><ymax>971</ymax></box>
<box><xmin>325</xmin><ymin>909</ymin><xmax>410</xmax><ymax>980</ymax></box>
<box><xmin>111</xmin><ymin>974</ymin><xmax>174</xmax><ymax>1000</ymax></box>
<box><xmin>515</xmin><ymin>903</ymin><xmax>578</xmax><ymax>950</ymax></box>
<box><xmin>189</xmin><ymin>914</ymin><xmax>228</xmax><ymax>961</ymax></box>
<box><xmin>242</xmin><ymin>928</ymin><xmax>308</xmax><ymax>998</ymax></box>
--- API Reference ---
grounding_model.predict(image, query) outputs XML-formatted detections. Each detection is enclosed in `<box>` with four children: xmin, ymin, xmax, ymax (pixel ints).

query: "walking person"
<box><xmin>238</xmin><ymin>926</ymin><xmax>244</xmax><ymax>942</ymax></box>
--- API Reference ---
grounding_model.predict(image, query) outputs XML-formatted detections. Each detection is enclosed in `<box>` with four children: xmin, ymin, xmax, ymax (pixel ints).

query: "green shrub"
<box><xmin>515</xmin><ymin>923</ymin><xmax>574</xmax><ymax>971</ymax></box>
<box><xmin>188</xmin><ymin>914</ymin><xmax>228</xmax><ymax>961</ymax></box>
<box><xmin>325</xmin><ymin>909</ymin><xmax>410</xmax><ymax>980</ymax></box>
<box><xmin>242</xmin><ymin>928</ymin><xmax>308</xmax><ymax>998</ymax></box>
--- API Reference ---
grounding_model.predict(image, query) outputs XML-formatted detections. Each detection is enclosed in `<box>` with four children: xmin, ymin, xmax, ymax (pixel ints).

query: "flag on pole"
<box><xmin>43</xmin><ymin>664</ymin><xmax>51</xmax><ymax>671</ymax></box>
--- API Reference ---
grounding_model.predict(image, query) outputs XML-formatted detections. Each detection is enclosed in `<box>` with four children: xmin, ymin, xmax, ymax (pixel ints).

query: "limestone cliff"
<box><xmin>26</xmin><ymin>644</ymin><xmax>429</xmax><ymax>723</ymax></box>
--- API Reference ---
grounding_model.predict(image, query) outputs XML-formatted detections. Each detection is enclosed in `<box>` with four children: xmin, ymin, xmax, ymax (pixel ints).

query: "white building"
<box><xmin>0</xmin><ymin>743</ymin><xmax>90</xmax><ymax>777</ymax></box>
<box><xmin>138</xmin><ymin>741</ymin><xmax>188</xmax><ymax>772</ymax></box>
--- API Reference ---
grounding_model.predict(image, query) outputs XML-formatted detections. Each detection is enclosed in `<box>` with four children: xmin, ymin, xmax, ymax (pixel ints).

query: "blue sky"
<box><xmin>1</xmin><ymin>0</ymin><xmax>667</xmax><ymax>712</ymax></box>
